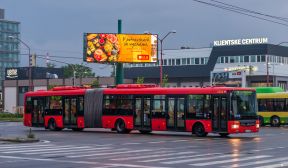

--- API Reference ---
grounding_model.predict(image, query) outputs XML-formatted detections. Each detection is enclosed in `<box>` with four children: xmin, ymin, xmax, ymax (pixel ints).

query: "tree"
<box><xmin>62</xmin><ymin>64</ymin><xmax>95</xmax><ymax>78</ymax></box>
<box><xmin>136</xmin><ymin>77</ymin><xmax>144</xmax><ymax>84</ymax></box>
<box><xmin>91</xmin><ymin>78</ymin><xmax>100</xmax><ymax>88</ymax></box>
<box><xmin>162</xmin><ymin>74</ymin><xmax>169</xmax><ymax>87</ymax></box>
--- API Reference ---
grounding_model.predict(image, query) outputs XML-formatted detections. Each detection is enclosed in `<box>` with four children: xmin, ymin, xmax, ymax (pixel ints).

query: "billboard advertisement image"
<box><xmin>84</xmin><ymin>33</ymin><xmax>158</xmax><ymax>63</ymax></box>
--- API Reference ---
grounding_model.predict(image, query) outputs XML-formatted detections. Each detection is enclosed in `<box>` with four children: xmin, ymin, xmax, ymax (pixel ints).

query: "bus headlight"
<box><xmin>256</xmin><ymin>124</ymin><xmax>260</xmax><ymax>129</ymax></box>
<box><xmin>231</xmin><ymin>124</ymin><xmax>239</xmax><ymax>129</ymax></box>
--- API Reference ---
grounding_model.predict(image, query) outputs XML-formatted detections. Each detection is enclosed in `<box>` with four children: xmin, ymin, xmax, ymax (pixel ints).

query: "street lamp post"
<box><xmin>8</xmin><ymin>36</ymin><xmax>33</xmax><ymax>91</ymax></box>
<box><xmin>159</xmin><ymin>31</ymin><xmax>176</xmax><ymax>86</ymax></box>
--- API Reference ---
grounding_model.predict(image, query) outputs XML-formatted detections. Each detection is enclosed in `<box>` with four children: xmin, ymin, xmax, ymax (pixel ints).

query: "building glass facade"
<box><xmin>0</xmin><ymin>9</ymin><xmax>20</xmax><ymax>89</ymax></box>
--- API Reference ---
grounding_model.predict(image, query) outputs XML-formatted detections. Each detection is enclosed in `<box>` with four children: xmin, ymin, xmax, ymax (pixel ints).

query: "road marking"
<box><xmin>2</xmin><ymin>146</ymin><xmax>90</xmax><ymax>153</ymax></box>
<box><xmin>255</xmin><ymin>161</ymin><xmax>288</xmax><ymax>168</ymax></box>
<box><xmin>162</xmin><ymin>153</ymin><xmax>244</xmax><ymax>164</ymax></box>
<box><xmin>191</xmin><ymin>155</ymin><xmax>271</xmax><ymax>166</ymax></box>
<box><xmin>105</xmin><ymin>163</ymin><xmax>170</xmax><ymax>168</ymax></box>
<box><xmin>170</xmin><ymin>140</ymin><xmax>189</xmax><ymax>142</ymax></box>
<box><xmin>111</xmin><ymin>151</ymin><xmax>195</xmax><ymax>161</ymax></box>
<box><xmin>226</xmin><ymin>156</ymin><xmax>288</xmax><ymax>167</ymax></box>
<box><xmin>67</xmin><ymin>149</ymin><xmax>153</xmax><ymax>158</ymax></box>
<box><xmin>122</xmin><ymin>142</ymin><xmax>142</xmax><ymax>145</ymax></box>
<box><xmin>148</xmin><ymin>141</ymin><xmax>166</xmax><ymax>144</ymax></box>
<box><xmin>0</xmin><ymin>144</ymin><xmax>55</xmax><ymax>149</ymax></box>
<box><xmin>26</xmin><ymin>147</ymin><xmax>112</xmax><ymax>155</ymax></box>
<box><xmin>42</xmin><ymin>148</ymin><xmax>129</xmax><ymax>157</ymax></box>
<box><xmin>251</xmin><ymin>146</ymin><xmax>287</xmax><ymax>152</ymax></box>
<box><xmin>0</xmin><ymin>145</ymin><xmax>75</xmax><ymax>152</ymax></box>
<box><xmin>140</xmin><ymin>153</ymin><xmax>221</xmax><ymax>162</ymax></box>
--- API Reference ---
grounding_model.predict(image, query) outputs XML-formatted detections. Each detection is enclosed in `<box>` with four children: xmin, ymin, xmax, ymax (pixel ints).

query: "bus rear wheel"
<box><xmin>115</xmin><ymin>119</ymin><xmax>130</xmax><ymax>134</ymax></box>
<box><xmin>48</xmin><ymin>119</ymin><xmax>57</xmax><ymax>131</ymax></box>
<box><xmin>271</xmin><ymin>116</ymin><xmax>280</xmax><ymax>127</ymax></box>
<box><xmin>193</xmin><ymin>123</ymin><xmax>208</xmax><ymax>137</ymax></box>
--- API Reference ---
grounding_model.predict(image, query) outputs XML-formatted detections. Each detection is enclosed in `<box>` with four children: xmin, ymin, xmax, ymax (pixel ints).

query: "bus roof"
<box><xmin>257</xmin><ymin>92</ymin><xmax>288</xmax><ymax>99</ymax></box>
<box><xmin>254</xmin><ymin>87</ymin><xmax>284</xmax><ymax>93</ymax></box>
<box><xmin>25</xmin><ymin>85</ymin><xmax>255</xmax><ymax>97</ymax></box>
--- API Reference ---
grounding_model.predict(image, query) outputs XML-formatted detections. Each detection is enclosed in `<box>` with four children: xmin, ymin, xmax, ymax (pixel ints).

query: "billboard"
<box><xmin>83</xmin><ymin>33</ymin><xmax>158</xmax><ymax>63</ymax></box>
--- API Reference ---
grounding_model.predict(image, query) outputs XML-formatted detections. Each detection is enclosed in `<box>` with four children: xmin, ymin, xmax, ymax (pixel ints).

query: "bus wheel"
<box><xmin>219</xmin><ymin>133</ymin><xmax>230</xmax><ymax>137</ymax></box>
<box><xmin>139</xmin><ymin>130</ymin><xmax>151</xmax><ymax>134</ymax></box>
<box><xmin>115</xmin><ymin>119</ymin><xmax>128</xmax><ymax>134</ymax></box>
<box><xmin>72</xmin><ymin>128</ymin><xmax>84</xmax><ymax>131</ymax></box>
<box><xmin>271</xmin><ymin>116</ymin><xmax>280</xmax><ymax>127</ymax></box>
<box><xmin>193</xmin><ymin>123</ymin><xmax>208</xmax><ymax>137</ymax></box>
<box><xmin>48</xmin><ymin>119</ymin><xmax>57</xmax><ymax>131</ymax></box>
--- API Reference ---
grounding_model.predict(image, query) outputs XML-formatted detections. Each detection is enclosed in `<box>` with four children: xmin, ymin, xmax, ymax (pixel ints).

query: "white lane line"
<box><xmin>148</xmin><ymin>141</ymin><xmax>166</xmax><ymax>144</ymax></box>
<box><xmin>105</xmin><ymin>163</ymin><xmax>170</xmax><ymax>168</ymax></box>
<box><xmin>0</xmin><ymin>144</ymin><xmax>55</xmax><ymax>149</ymax></box>
<box><xmin>111</xmin><ymin>151</ymin><xmax>195</xmax><ymax>161</ymax></box>
<box><xmin>42</xmin><ymin>148</ymin><xmax>129</xmax><ymax>157</ymax></box>
<box><xmin>0</xmin><ymin>145</ymin><xmax>76</xmax><ymax>152</ymax></box>
<box><xmin>122</xmin><ymin>142</ymin><xmax>142</xmax><ymax>145</ymax></box>
<box><xmin>162</xmin><ymin>153</ymin><xmax>244</xmax><ymax>164</ymax></box>
<box><xmin>140</xmin><ymin>153</ymin><xmax>221</xmax><ymax>163</ymax></box>
<box><xmin>255</xmin><ymin>161</ymin><xmax>288</xmax><ymax>168</ymax></box>
<box><xmin>191</xmin><ymin>155</ymin><xmax>271</xmax><ymax>166</ymax></box>
<box><xmin>226</xmin><ymin>157</ymin><xmax>288</xmax><ymax>168</ymax></box>
<box><xmin>251</xmin><ymin>146</ymin><xmax>286</xmax><ymax>152</ymax></box>
<box><xmin>26</xmin><ymin>147</ymin><xmax>111</xmax><ymax>155</ymax></box>
<box><xmin>67</xmin><ymin>149</ymin><xmax>153</xmax><ymax>158</ymax></box>
<box><xmin>170</xmin><ymin>140</ymin><xmax>189</xmax><ymax>142</ymax></box>
<box><xmin>3</xmin><ymin>146</ymin><xmax>90</xmax><ymax>153</ymax></box>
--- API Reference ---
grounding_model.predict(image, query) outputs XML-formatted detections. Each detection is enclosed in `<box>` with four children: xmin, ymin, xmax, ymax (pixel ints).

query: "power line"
<box><xmin>19</xmin><ymin>53</ymin><xmax>83</xmax><ymax>60</ymax></box>
<box><xmin>192</xmin><ymin>0</ymin><xmax>288</xmax><ymax>27</ymax></box>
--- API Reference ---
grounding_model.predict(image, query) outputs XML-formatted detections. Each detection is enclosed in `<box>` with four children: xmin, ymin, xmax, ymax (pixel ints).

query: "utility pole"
<box><xmin>115</xmin><ymin>19</ymin><xmax>124</xmax><ymax>85</ymax></box>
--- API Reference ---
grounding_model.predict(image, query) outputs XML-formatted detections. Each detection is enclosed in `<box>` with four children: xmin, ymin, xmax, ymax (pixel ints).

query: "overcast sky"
<box><xmin>2</xmin><ymin>0</ymin><xmax>288</xmax><ymax>76</ymax></box>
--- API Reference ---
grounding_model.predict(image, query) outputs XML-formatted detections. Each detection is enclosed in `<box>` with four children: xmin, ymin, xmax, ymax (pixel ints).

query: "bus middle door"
<box><xmin>134</xmin><ymin>96</ymin><xmax>152</xmax><ymax>131</ymax></box>
<box><xmin>212</xmin><ymin>96</ymin><xmax>228</xmax><ymax>132</ymax></box>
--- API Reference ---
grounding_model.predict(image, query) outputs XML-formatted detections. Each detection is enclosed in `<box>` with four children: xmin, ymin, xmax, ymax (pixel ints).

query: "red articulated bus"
<box><xmin>24</xmin><ymin>84</ymin><xmax>259</xmax><ymax>137</ymax></box>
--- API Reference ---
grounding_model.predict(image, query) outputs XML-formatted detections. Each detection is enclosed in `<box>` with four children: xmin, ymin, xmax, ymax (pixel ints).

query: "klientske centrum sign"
<box><xmin>213</xmin><ymin>38</ymin><xmax>268</xmax><ymax>47</ymax></box>
<box><xmin>83</xmin><ymin>33</ymin><xmax>158</xmax><ymax>63</ymax></box>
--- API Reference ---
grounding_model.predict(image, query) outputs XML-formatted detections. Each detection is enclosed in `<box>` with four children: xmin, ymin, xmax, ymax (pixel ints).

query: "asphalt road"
<box><xmin>0</xmin><ymin>122</ymin><xmax>288</xmax><ymax>168</ymax></box>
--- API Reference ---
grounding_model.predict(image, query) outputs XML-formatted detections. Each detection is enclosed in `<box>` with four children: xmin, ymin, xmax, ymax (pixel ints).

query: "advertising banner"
<box><xmin>84</xmin><ymin>33</ymin><xmax>158</xmax><ymax>63</ymax></box>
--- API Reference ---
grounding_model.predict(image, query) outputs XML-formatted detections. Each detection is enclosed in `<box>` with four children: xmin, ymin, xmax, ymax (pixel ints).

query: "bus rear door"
<box><xmin>31</xmin><ymin>97</ymin><xmax>45</xmax><ymax>127</ymax></box>
<box><xmin>166</xmin><ymin>96</ymin><xmax>186</xmax><ymax>131</ymax></box>
<box><xmin>134</xmin><ymin>96</ymin><xmax>152</xmax><ymax>131</ymax></box>
<box><xmin>212</xmin><ymin>96</ymin><xmax>228</xmax><ymax>132</ymax></box>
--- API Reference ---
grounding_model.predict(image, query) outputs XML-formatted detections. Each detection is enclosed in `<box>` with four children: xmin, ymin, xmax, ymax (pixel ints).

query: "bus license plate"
<box><xmin>245</xmin><ymin>130</ymin><xmax>251</xmax><ymax>133</ymax></box>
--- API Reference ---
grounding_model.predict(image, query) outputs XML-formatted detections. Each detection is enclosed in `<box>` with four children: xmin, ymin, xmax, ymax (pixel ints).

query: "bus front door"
<box><xmin>167</xmin><ymin>97</ymin><xmax>185</xmax><ymax>130</ymax></box>
<box><xmin>31</xmin><ymin>97</ymin><xmax>45</xmax><ymax>127</ymax></box>
<box><xmin>212</xmin><ymin>96</ymin><xmax>228</xmax><ymax>132</ymax></box>
<box><xmin>134</xmin><ymin>96</ymin><xmax>151</xmax><ymax>131</ymax></box>
<box><xmin>63</xmin><ymin>97</ymin><xmax>77</xmax><ymax>126</ymax></box>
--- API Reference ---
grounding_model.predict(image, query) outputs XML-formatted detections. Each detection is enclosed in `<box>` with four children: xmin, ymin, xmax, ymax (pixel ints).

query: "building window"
<box><xmin>261</xmin><ymin>55</ymin><xmax>266</xmax><ymax>62</ymax></box>
<box><xmin>224</xmin><ymin>56</ymin><xmax>229</xmax><ymax>63</ymax></box>
<box><xmin>250</xmin><ymin>55</ymin><xmax>256</xmax><ymax>62</ymax></box>
<box><xmin>163</xmin><ymin>59</ymin><xmax>167</xmax><ymax>66</ymax></box>
<box><xmin>182</xmin><ymin>58</ymin><xmax>186</xmax><ymax>65</ymax></box>
<box><xmin>172</xmin><ymin>59</ymin><xmax>175</xmax><ymax>65</ymax></box>
<box><xmin>195</xmin><ymin>58</ymin><xmax>199</xmax><ymax>65</ymax></box>
<box><xmin>168</xmin><ymin>59</ymin><xmax>172</xmax><ymax>65</ymax></box>
<box><xmin>204</xmin><ymin>57</ymin><xmax>209</xmax><ymax>64</ymax></box>
<box><xmin>191</xmin><ymin>58</ymin><xmax>195</xmax><ymax>65</ymax></box>
<box><xmin>176</xmin><ymin>59</ymin><xmax>180</xmax><ymax>65</ymax></box>
<box><xmin>187</xmin><ymin>58</ymin><xmax>190</xmax><ymax>65</ymax></box>
<box><xmin>217</xmin><ymin>57</ymin><xmax>221</xmax><ymax>63</ymax></box>
<box><xmin>244</xmin><ymin>56</ymin><xmax>249</xmax><ymax>62</ymax></box>
<box><xmin>220</xmin><ymin>57</ymin><xmax>224</xmax><ymax>63</ymax></box>
<box><xmin>229</xmin><ymin>56</ymin><xmax>235</xmax><ymax>63</ymax></box>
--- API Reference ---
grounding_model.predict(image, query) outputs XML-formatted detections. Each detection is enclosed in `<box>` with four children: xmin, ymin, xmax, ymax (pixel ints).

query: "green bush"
<box><xmin>0</xmin><ymin>113</ymin><xmax>23</xmax><ymax>118</ymax></box>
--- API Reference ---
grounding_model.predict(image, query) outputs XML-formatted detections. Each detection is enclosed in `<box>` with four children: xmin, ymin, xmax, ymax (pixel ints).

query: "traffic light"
<box><xmin>30</xmin><ymin>53</ymin><xmax>36</xmax><ymax>67</ymax></box>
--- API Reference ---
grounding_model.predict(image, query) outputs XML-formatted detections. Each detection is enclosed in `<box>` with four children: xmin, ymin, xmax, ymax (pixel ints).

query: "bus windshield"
<box><xmin>231</xmin><ymin>91</ymin><xmax>257</xmax><ymax>119</ymax></box>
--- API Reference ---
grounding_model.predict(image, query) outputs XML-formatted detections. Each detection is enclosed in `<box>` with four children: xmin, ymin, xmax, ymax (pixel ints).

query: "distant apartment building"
<box><xmin>0</xmin><ymin>9</ymin><xmax>20</xmax><ymax>88</ymax></box>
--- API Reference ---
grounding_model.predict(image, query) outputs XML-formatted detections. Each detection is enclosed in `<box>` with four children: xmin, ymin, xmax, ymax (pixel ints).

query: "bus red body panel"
<box><xmin>102</xmin><ymin>116</ymin><xmax>134</xmax><ymax>129</ymax></box>
<box><xmin>151</xmin><ymin>119</ymin><xmax>167</xmax><ymax>131</ymax></box>
<box><xmin>227</xmin><ymin>120</ymin><xmax>259</xmax><ymax>133</ymax></box>
<box><xmin>186</xmin><ymin>120</ymin><xmax>212</xmax><ymax>133</ymax></box>
<box><xmin>24</xmin><ymin>113</ymin><xmax>32</xmax><ymax>127</ymax></box>
<box><xmin>45</xmin><ymin>116</ymin><xmax>63</xmax><ymax>128</ymax></box>
<box><xmin>77</xmin><ymin>117</ymin><xmax>85</xmax><ymax>128</ymax></box>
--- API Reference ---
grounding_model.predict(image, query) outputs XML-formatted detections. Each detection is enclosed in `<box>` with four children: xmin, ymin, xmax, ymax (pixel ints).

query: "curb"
<box><xmin>0</xmin><ymin>137</ymin><xmax>40</xmax><ymax>143</ymax></box>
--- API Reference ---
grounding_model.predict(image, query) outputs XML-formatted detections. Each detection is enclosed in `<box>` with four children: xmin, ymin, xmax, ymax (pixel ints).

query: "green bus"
<box><xmin>256</xmin><ymin>87</ymin><xmax>287</xmax><ymax>126</ymax></box>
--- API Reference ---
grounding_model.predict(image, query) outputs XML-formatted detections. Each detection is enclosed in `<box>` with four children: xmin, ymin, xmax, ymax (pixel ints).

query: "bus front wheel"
<box><xmin>193</xmin><ymin>123</ymin><xmax>208</xmax><ymax>137</ymax></box>
<box><xmin>271</xmin><ymin>116</ymin><xmax>280</xmax><ymax>127</ymax></box>
<box><xmin>115</xmin><ymin>119</ymin><xmax>130</xmax><ymax>134</ymax></box>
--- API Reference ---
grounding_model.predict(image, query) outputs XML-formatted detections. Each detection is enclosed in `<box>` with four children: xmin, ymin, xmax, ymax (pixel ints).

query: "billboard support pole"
<box><xmin>115</xmin><ymin>19</ymin><xmax>124</xmax><ymax>85</ymax></box>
